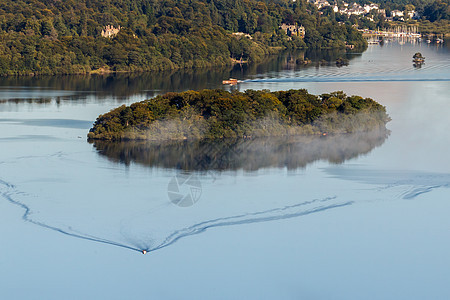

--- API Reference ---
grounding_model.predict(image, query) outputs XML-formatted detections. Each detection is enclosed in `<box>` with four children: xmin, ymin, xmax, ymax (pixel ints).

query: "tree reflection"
<box><xmin>91</xmin><ymin>129</ymin><xmax>390</xmax><ymax>171</ymax></box>
<box><xmin>0</xmin><ymin>49</ymin><xmax>361</xmax><ymax>103</ymax></box>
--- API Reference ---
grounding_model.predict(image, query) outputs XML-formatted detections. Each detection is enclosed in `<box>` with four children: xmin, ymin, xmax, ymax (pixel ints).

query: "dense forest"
<box><xmin>0</xmin><ymin>0</ymin><xmax>366</xmax><ymax>76</ymax></box>
<box><xmin>88</xmin><ymin>89</ymin><xmax>390</xmax><ymax>140</ymax></box>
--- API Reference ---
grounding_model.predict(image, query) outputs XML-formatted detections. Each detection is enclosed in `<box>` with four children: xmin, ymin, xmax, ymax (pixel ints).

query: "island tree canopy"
<box><xmin>88</xmin><ymin>89</ymin><xmax>390</xmax><ymax>140</ymax></box>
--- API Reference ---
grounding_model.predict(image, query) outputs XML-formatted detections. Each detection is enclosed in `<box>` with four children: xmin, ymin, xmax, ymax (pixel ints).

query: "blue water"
<box><xmin>0</xmin><ymin>41</ymin><xmax>449</xmax><ymax>300</ymax></box>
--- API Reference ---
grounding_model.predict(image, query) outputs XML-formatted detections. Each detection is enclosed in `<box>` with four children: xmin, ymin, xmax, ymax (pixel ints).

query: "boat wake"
<box><xmin>1</xmin><ymin>154</ymin><xmax>448</xmax><ymax>254</ymax></box>
<box><xmin>245</xmin><ymin>76</ymin><xmax>450</xmax><ymax>83</ymax></box>
<box><xmin>0</xmin><ymin>177</ymin><xmax>351</xmax><ymax>254</ymax></box>
<box><xmin>325</xmin><ymin>166</ymin><xmax>450</xmax><ymax>199</ymax></box>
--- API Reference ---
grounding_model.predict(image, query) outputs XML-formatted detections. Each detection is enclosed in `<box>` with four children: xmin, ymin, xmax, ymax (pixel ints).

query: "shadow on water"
<box><xmin>91</xmin><ymin>130</ymin><xmax>390</xmax><ymax>171</ymax></box>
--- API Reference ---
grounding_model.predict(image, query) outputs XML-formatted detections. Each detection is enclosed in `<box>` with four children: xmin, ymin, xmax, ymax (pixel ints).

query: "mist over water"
<box><xmin>0</xmin><ymin>129</ymin><xmax>387</xmax><ymax>253</ymax></box>
<box><xmin>92</xmin><ymin>130</ymin><xmax>389</xmax><ymax>171</ymax></box>
<box><xmin>0</xmin><ymin>126</ymin><xmax>446</xmax><ymax>254</ymax></box>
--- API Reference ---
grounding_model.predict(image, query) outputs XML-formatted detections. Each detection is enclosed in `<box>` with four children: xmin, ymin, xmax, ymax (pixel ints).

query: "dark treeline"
<box><xmin>88</xmin><ymin>89</ymin><xmax>390</xmax><ymax>141</ymax></box>
<box><xmin>0</xmin><ymin>0</ymin><xmax>366</xmax><ymax>76</ymax></box>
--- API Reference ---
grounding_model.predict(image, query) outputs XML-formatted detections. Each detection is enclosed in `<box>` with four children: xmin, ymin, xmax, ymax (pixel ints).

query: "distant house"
<box><xmin>309</xmin><ymin>0</ymin><xmax>330</xmax><ymax>9</ymax></box>
<box><xmin>280</xmin><ymin>24</ymin><xmax>306</xmax><ymax>38</ymax></box>
<box><xmin>363</xmin><ymin>4</ymin><xmax>379</xmax><ymax>13</ymax></box>
<box><xmin>377</xmin><ymin>9</ymin><xmax>386</xmax><ymax>17</ymax></box>
<box><xmin>391</xmin><ymin>10</ymin><xmax>404</xmax><ymax>18</ymax></box>
<box><xmin>406</xmin><ymin>10</ymin><xmax>418</xmax><ymax>19</ymax></box>
<box><xmin>347</xmin><ymin>7</ymin><xmax>365</xmax><ymax>15</ymax></box>
<box><xmin>101</xmin><ymin>25</ymin><xmax>121</xmax><ymax>38</ymax></box>
<box><xmin>298</xmin><ymin>25</ymin><xmax>306</xmax><ymax>37</ymax></box>
<box><xmin>232</xmin><ymin>32</ymin><xmax>253</xmax><ymax>39</ymax></box>
<box><xmin>338</xmin><ymin>2</ymin><xmax>368</xmax><ymax>16</ymax></box>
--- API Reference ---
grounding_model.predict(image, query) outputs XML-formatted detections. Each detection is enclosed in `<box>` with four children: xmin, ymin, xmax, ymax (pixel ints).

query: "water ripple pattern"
<box><xmin>245</xmin><ymin>44</ymin><xmax>450</xmax><ymax>83</ymax></box>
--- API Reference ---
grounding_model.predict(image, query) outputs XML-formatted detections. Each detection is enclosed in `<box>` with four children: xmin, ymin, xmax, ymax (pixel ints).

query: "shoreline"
<box><xmin>0</xmin><ymin>45</ymin><xmax>362</xmax><ymax>78</ymax></box>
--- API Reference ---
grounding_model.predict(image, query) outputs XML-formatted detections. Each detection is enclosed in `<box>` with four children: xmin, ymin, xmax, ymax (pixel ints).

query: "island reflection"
<box><xmin>91</xmin><ymin>129</ymin><xmax>390</xmax><ymax>171</ymax></box>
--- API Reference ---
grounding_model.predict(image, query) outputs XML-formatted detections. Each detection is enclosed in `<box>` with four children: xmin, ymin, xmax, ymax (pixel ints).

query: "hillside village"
<box><xmin>308</xmin><ymin>0</ymin><xmax>419</xmax><ymax>21</ymax></box>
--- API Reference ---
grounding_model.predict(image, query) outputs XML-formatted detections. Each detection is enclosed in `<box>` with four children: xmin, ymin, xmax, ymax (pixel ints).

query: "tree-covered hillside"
<box><xmin>0</xmin><ymin>0</ymin><xmax>366</xmax><ymax>76</ymax></box>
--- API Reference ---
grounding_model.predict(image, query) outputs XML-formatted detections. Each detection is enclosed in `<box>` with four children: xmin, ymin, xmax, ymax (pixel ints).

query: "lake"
<box><xmin>0</xmin><ymin>41</ymin><xmax>449</xmax><ymax>300</ymax></box>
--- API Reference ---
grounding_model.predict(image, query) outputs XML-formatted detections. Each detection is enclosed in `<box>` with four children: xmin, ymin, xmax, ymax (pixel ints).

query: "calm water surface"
<box><xmin>0</xmin><ymin>41</ymin><xmax>449</xmax><ymax>300</ymax></box>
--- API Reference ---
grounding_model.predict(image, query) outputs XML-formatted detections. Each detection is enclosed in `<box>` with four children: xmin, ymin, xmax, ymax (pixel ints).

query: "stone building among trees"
<box><xmin>280</xmin><ymin>24</ymin><xmax>305</xmax><ymax>38</ymax></box>
<box><xmin>101</xmin><ymin>25</ymin><xmax>121</xmax><ymax>38</ymax></box>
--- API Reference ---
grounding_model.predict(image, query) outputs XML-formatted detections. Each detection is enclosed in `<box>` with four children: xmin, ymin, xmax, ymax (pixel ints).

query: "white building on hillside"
<box><xmin>391</xmin><ymin>10</ymin><xmax>404</xmax><ymax>17</ymax></box>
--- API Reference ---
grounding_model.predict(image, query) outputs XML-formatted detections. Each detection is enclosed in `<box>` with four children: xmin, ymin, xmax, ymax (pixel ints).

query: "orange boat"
<box><xmin>222</xmin><ymin>78</ymin><xmax>239</xmax><ymax>85</ymax></box>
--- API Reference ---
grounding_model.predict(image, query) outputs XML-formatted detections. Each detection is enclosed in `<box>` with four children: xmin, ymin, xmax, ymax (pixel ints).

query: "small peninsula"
<box><xmin>88</xmin><ymin>89</ymin><xmax>390</xmax><ymax>141</ymax></box>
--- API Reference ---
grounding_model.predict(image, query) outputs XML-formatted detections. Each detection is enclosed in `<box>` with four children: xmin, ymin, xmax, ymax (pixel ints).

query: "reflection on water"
<box><xmin>0</xmin><ymin>69</ymin><xmax>231</xmax><ymax>102</ymax></box>
<box><xmin>0</xmin><ymin>130</ymin><xmax>389</xmax><ymax>253</ymax></box>
<box><xmin>92</xmin><ymin>130</ymin><xmax>390</xmax><ymax>171</ymax></box>
<box><xmin>0</xmin><ymin>40</ymin><xmax>449</xmax><ymax>259</ymax></box>
<box><xmin>241</xmin><ymin>42</ymin><xmax>450</xmax><ymax>86</ymax></box>
<box><xmin>2</xmin><ymin>129</ymin><xmax>449</xmax><ymax>254</ymax></box>
<box><xmin>0</xmin><ymin>42</ymin><xmax>447</xmax><ymax>106</ymax></box>
<box><xmin>0</xmin><ymin>118</ymin><xmax>93</xmax><ymax>129</ymax></box>
<box><xmin>0</xmin><ymin>48</ymin><xmax>356</xmax><ymax>104</ymax></box>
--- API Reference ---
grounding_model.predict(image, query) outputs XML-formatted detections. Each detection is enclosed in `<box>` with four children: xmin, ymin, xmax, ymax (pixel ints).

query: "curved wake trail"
<box><xmin>2</xmin><ymin>162</ymin><xmax>448</xmax><ymax>254</ymax></box>
<box><xmin>0</xmin><ymin>178</ymin><xmax>352</xmax><ymax>254</ymax></box>
<box><xmin>325</xmin><ymin>167</ymin><xmax>450</xmax><ymax>200</ymax></box>
<box><xmin>150</xmin><ymin>197</ymin><xmax>353</xmax><ymax>252</ymax></box>
<box><xmin>0</xmin><ymin>180</ymin><xmax>142</xmax><ymax>253</ymax></box>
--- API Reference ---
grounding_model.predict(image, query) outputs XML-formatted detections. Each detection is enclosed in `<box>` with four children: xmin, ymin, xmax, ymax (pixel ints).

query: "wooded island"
<box><xmin>88</xmin><ymin>89</ymin><xmax>390</xmax><ymax>141</ymax></box>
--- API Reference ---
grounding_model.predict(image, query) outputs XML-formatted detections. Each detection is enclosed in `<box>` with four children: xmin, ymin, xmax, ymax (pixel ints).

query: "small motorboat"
<box><xmin>222</xmin><ymin>78</ymin><xmax>241</xmax><ymax>85</ymax></box>
<box><xmin>142</xmin><ymin>250</ymin><xmax>148</xmax><ymax>254</ymax></box>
